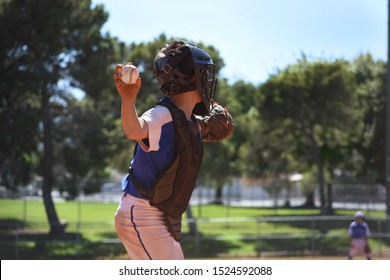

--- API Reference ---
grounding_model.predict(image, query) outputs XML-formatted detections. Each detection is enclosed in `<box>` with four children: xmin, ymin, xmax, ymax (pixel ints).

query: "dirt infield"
<box><xmin>211</xmin><ymin>252</ymin><xmax>390</xmax><ymax>260</ymax></box>
<box><xmin>235</xmin><ymin>255</ymin><xmax>390</xmax><ymax>260</ymax></box>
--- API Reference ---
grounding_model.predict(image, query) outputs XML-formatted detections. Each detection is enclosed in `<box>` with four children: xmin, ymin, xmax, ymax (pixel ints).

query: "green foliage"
<box><xmin>0</xmin><ymin>0</ymin><xmax>122</xmax><ymax>195</ymax></box>
<box><xmin>350</xmin><ymin>54</ymin><xmax>386</xmax><ymax>184</ymax></box>
<box><xmin>0</xmin><ymin>0</ymin><xmax>122</xmax><ymax>236</ymax></box>
<box><xmin>258</xmin><ymin>56</ymin><xmax>361</xmax><ymax>212</ymax></box>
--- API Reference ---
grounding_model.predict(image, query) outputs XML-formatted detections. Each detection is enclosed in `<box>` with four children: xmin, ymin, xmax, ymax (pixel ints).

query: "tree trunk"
<box><xmin>213</xmin><ymin>186</ymin><xmax>223</xmax><ymax>204</ymax></box>
<box><xmin>41</xmin><ymin>86</ymin><xmax>65</xmax><ymax>237</ymax></box>
<box><xmin>316</xmin><ymin>160</ymin><xmax>326</xmax><ymax>216</ymax></box>
<box><xmin>316</xmin><ymin>158</ymin><xmax>327</xmax><ymax>233</ymax></box>
<box><xmin>386</xmin><ymin>0</ymin><xmax>390</xmax><ymax>237</ymax></box>
<box><xmin>303</xmin><ymin>192</ymin><xmax>316</xmax><ymax>208</ymax></box>
<box><xmin>186</xmin><ymin>206</ymin><xmax>197</xmax><ymax>236</ymax></box>
<box><xmin>326</xmin><ymin>183</ymin><xmax>334</xmax><ymax>215</ymax></box>
<box><xmin>284</xmin><ymin>179</ymin><xmax>291</xmax><ymax>208</ymax></box>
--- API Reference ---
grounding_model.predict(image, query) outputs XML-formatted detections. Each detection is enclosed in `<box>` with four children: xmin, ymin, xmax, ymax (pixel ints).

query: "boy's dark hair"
<box><xmin>155</xmin><ymin>40</ymin><xmax>195</xmax><ymax>79</ymax></box>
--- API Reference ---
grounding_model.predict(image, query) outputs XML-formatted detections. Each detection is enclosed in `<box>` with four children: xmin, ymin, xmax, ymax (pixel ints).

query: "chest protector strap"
<box><xmin>129</xmin><ymin>101</ymin><xmax>203</xmax><ymax>221</ymax></box>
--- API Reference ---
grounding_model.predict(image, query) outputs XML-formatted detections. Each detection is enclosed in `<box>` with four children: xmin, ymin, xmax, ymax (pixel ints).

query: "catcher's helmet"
<box><xmin>355</xmin><ymin>211</ymin><xmax>364</xmax><ymax>218</ymax></box>
<box><xmin>154</xmin><ymin>40</ymin><xmax>217</xmax><ymax>116</ymax></box>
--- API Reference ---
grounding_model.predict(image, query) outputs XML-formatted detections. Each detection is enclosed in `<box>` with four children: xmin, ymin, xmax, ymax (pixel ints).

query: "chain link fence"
<box><xmin>1</xmin><ymin>215</ymin><xmax>390</xmax><ymax>259</ymax></box>
<box><xmin>1</xmin><ymin>181</ymin><xmax>389</xmax><ymax>259</ymax></box>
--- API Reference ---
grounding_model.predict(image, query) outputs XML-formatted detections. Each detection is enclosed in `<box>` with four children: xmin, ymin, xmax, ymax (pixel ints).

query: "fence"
<box><xmin>182</xmin><ymin>216</ymin><xmax>390</xmax><ymax>258</ymax></box>
<box><xmin>1</xmin><ymin>215</ymin><xmax>390</xmax><ymax>259</ymax></box>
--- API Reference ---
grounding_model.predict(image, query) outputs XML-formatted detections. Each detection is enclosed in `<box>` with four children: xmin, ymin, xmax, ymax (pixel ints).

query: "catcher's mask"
<box><xmin>154</xmin><ymin>41</ymin><xmax>217</xmax><ymax>116</ymax></box>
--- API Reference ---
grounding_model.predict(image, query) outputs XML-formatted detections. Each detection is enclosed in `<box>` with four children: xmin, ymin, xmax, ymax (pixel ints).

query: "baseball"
<box><xmin>121</xmin><ymin>64</ymin><xmax>139</xmax><ymax>84</ymax></box>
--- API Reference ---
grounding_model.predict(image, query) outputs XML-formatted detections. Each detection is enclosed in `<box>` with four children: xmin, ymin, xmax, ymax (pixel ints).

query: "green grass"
<box><xmin>0</xmin><ymin>199</ymin><xmax>389</xmax><ymax>259</ymax></box>
<box><xmin>0</xmin><ymin>199</ymin><xmax>118</xmax><ymax>223</ymax></box>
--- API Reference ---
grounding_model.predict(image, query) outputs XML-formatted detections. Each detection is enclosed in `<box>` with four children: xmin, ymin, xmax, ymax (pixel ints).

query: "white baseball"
<box><xmin>121</xmin><ymin>64</ymin><xmax>139</xmax><ymax>84</ymax></box>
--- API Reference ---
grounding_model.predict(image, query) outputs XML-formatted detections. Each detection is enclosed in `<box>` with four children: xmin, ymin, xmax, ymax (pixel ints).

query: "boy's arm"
<box><xmin>114</xmin><ymin>64</ymin><xmax>148</xmax><ymax>140</ymax></box>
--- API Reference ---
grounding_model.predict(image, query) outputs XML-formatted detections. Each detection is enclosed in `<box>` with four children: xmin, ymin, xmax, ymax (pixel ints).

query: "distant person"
<box><xmin>347</xmin><ymin>211</ymin><xmax>372</xmax><ymax>260</ymax></box>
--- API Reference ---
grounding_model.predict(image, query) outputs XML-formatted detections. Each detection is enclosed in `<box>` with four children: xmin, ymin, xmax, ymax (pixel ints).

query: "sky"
<box><xmin>92</xmin><ymin>0</ymin><xmax>387</xmax><ymax>86</ymax></box>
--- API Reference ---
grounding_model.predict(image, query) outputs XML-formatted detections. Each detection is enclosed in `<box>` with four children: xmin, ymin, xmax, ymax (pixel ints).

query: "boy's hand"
<box><xmin>114</xmin><ymin>63</ymin><xmax>142</xmax><ymax>98</ymax></box>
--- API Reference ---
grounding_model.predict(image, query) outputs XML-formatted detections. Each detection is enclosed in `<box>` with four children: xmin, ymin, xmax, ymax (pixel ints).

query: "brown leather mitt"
<box><xmin>197</xmin><ymin>102</ymin><xmax>235</xmax><ymax>142</ymax></box>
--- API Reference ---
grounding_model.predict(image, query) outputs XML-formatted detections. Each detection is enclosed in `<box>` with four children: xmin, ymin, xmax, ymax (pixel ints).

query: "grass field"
<box><xmin>1</xmin><ymin>198</ymin><xmax>389</xmax><ymax>259</ymax></box>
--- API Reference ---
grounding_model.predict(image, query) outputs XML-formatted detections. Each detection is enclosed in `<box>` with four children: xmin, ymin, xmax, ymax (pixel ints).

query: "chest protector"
<box><xmin>130</xmin><ymin>100</ymin><xmax>203</xmax><ymax>219</ymax></box>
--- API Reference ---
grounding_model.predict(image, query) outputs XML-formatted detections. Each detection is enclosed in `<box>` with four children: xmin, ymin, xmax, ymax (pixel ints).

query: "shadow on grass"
<box><xmin>181</xmin><ymin>233</ymin><xmax>350</xmax><ymax>258</ymax></box>
<box><xmin>0</xmin><ymin>218</ymin><xmax>239</xmax><ymax>259</ymax></box>
<box><xmin>0</xmin><ymin>218</ymin><xmax>125</xmax><ymax>260</ymax></box>
<box><xmin>1</xmin><ymin>232</ymin><xmax>239</xmax><ymax>260</ymax></box>
<box><xmin>255</xmin><ymin>236</ymin><xmax>349</xmax><ymax>256</ymax></box>
<box><xmin>181</xmin><ymin>233</ymin><xmax>241</xmax><ymax>258</ymax></box>
<box><xmin>0</xmin><ymin>232</ymin><xmax>126</xmax><ymax>259</ymax></box>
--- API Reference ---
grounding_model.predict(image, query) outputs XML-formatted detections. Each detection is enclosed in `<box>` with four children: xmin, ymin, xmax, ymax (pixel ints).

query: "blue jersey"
<box><xmin>348</xmin><ymin>221</ymin><xmax>371</xmax><ymax>239</ymax></box>
<box><xmin>122</xmin><ymin>97</ymin><xmax>176</xmax><ymax>198</ymax></box>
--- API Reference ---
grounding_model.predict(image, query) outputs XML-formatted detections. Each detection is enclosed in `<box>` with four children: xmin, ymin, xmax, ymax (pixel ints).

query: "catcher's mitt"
<box><xmin>197</xmin><ymin>102</ymin><xmax>235</xmax><ymax>142</ymax></box>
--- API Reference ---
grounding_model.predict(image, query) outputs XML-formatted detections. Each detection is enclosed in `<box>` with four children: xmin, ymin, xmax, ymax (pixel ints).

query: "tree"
<box><xmin>350</xmin><ymin>53</ymin><xmax>388</xmax><ymax>232</ymax></box>
<box><xmin>227</xmin><ymin>80</ymin><xmax>263</xmax><ymax>178</ymax></box>
<box><xmin>0</xmin><ymin>0</ymin><xmax>111</xmax><ymax>236</ymax></box>
<box><xmin>59</xmin><ymin>30</ymin><xmax>129</xmax><ymax>198</ymax></box>
<box><xmin>386</xmin><ymin>0</ymin><xmax>390</xmax><ymax>236</ymax></box>
<box><xmin>54</xmin><ymin>98</ymin><xmax>111</xmax><ymax>198</ymax></box>
<box><xmin>350</xmin><ymin>54</ymin><xmax>386</xmax><ymax>183</ymax></box>
<box><xmin>0</xmin><ymin>1</ymin><xmax>42</xmax><ymax>191</ymax></box>
<box><xmin>259</xmin><ymin>56</ymin><xmax>358</xmax><ymax>217</ymax></box>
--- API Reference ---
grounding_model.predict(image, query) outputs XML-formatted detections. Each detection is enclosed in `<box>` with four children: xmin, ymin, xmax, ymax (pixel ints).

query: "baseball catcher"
<box><xmin>114</xmin><ymin>39</ymin><xmax>234</xmax><ymax>260</ymax></box>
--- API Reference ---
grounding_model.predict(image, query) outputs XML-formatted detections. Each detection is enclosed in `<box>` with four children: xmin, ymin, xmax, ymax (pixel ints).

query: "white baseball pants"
<box><xmin>114</xmin><ymin>193</ymin><xmax>184</xmax><ymax>260</ymax></box>
<box><xmin>349</xmin><ymin>239</ymin><xmax>367</xmax><ymax>257</ymax></box>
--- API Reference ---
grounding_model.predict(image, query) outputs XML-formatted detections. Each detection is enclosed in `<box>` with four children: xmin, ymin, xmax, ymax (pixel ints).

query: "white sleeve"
<box><xmin>138</xmin><ymin>105</ymin><xmax>172</xmax><ymax>152</ymax></box>
<box><xmin>348</xmin><ymin>222</ymin><xmax>353</xmax><ymax>236</ymax></box>
<box><xmin>364</xmin><ymin>222</ymin><xmax>371</xmax><ymax>237</ymax></box>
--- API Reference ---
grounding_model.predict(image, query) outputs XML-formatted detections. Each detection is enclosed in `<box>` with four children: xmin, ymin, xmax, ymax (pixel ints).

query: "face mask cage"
<box><xmin>193</xmin><ymin>63</ymin><xmax>217</xmax><ymax>115</ymax></box>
